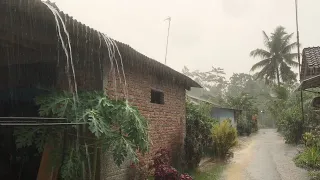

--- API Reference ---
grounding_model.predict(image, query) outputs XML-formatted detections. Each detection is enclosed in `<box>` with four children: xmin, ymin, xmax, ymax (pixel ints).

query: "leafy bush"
<box><xmin>271</xmin><ymin>89</ymin><xmax>316</xmax><ymax>144</ymax></box>
<box><xmin>129</xmin><ymin>148</ymin><xmax>193</xmax><ymax>180</ymax></box>
<box><xmin>278</xmin><ymin>104</ymin><xmax>303</xmax><ymax>144</ymax></box>
<box><xmin>128</xmin><ymin>159</ymin><xmax>151</xmax><ymax>180</ymax></box>
<box><xmin>211</xmin><ymin>120</ymin><xmax>238</xmax><ymax>158</ymax></box>
<box><xmin>171</xmin><ymin>142</ymin><xmax>185</xmax><ymax>173</ymax></box>
<box><xmin>154</xmin><ymin>164</ymin><xmax>179</xmax><ymax>180</ymax></box>
<box><xmin>294</xmin><ymin>131</ymin><xmax>320</xmax><ymax>176</ymax></box>
<box><xmin>180</xmin><ymin>174</ymin><xmax>193</xmax><ymax>180</ymax></box>
<box><xmin>185</xmin><ymin>102</ymin><xmax>215</xmax><ymax>170</ymax></box>
<box><xmin>151</xmin><ymin>148</ymin><xmax>171</xmax><ymax>170</ymax></box>
<box><xmin>303</xmin><ymin>132</ymin><xmax>318</xmax><ymax>148</ymax></box>
<box><xmin>236</xmin><ymin>116</ymin><xmax>252</xmax><ymax>136</ymax></box>
<box><xmin>294</xmin><ymin>146</ymin><xmax>320</xmax><ymax>169</ymax></box>
<box><xmin>14</xmin><ymin>91</ymin><xmax>150</xmax><ymax>180</ymax></box>
<box><xmin>152</xmin><ymin>148</ymin><xmax>193</xmax><ymax>180</ymax></box>
<box><xmin>154</xmin><ymin>165</ymin><xmax>192</xmax><ymax>180</ymax></box>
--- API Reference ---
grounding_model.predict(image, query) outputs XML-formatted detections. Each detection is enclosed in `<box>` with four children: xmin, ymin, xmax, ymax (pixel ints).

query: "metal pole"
<box><xmin>295</xmin><ymin>0</ymin><xmax>305</xmax><ymax>125</ymax></box>
<box><xmin>295</xmin><ymin>0</ymin><xmax>301</xmax><ymax>75</ymax></box>
<box><xmin>164</xmin><ymin>17</ymin><xmax>171</xmax><ymax>65</ymax></box>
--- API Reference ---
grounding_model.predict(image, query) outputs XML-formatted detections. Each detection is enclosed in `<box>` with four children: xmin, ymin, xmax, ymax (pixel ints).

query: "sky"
<box><xmin>52</xmin><ymin>0</ymin><xmax>320</xmax><ymax>77</ymax></box>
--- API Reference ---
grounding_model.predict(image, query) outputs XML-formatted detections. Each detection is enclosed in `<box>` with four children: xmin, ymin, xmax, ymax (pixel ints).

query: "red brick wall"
<box><xmin>100</xmin><ymin>65</ymin><xmax>187</xmax><ymax>179</ymax></box>
<box><xmin>108</xmin><ymin>65</ymin><xmax>186</xmax><ymax>156</ymax></box>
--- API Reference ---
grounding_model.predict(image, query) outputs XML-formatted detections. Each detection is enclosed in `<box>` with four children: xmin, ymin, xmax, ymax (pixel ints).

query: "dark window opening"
<box><xmin>151</xmin><ymin>89</ymin><xmax>164</xmax><ymax>104</ymax></box>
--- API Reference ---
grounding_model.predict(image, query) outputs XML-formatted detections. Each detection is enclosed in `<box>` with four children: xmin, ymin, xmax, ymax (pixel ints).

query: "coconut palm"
<box><xmin>250</xmin><ymin>26</ymin><xmax>299</xmax><ymax>86</ymax></box>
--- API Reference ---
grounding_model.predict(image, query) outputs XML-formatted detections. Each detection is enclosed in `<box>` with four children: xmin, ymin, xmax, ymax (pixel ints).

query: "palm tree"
<box><xmin>250</xmin><ymin>26</ymin><xmax>299</xmax><ymax>86</ymax></box>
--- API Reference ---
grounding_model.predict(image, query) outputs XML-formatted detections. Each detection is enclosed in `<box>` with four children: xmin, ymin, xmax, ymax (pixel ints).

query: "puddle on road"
<box><xmin>222</xmin><ymin>138</ymin><xmax>255</xmax><ymax>180</ymax></box>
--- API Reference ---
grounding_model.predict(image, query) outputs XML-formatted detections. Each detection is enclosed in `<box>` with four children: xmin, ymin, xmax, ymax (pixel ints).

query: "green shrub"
<box><xmin>309</xmin><ymin>171</ymin><xmax>320</xmax><ymax>180</ymax></box>
<box><xmin>303</xmin><ymin>132</ymin><xmax>317</xmax><ymax>147</ymax></box>
<box><xmin>211</xmin><ymin>120</ymin><xmax>237</xmax><ymax>159</ymax></box>
<box><xmin>14</xmin><ymin>91</ymin><xmax>150</xmax><ymax>180</ymax></box>
<box><xmin>236</xmin><ymin>116</ymin><xmax>252</xmax><ymax>136</ymax></box>
<box><xmin>303</xmin><ymin>131</ymin><xmax>320</xmax><ymax>149</ymax></box>
<box><xmin>185</xmin><ymin>102</ymin><xmax>216</xmax><ymax>170</ymax></box>
<box><xmin>278</xmin><ymin>104</ymin><xmax>303</xmax><ymax>144</ymax></box>
<box><xmin>294</xmin><ymin>146</ymin><xmax>320</xmax><ymax>169</ymax></box>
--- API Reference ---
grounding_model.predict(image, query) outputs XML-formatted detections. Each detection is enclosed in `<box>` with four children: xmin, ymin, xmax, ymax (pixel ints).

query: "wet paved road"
<box><xmin>223</xmin><ymin>129</ymin><xmax>308</xmax><ymax>180</ymax></box>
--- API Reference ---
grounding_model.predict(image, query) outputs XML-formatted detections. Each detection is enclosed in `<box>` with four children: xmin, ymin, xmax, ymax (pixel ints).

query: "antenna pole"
<box><xmin>295</xmin><ymin>0</ymin><xmax>305</xmax><ymax>128</ymax></box>
<box><xmin>295</xmin><ymin>0</ymin><xmax>301</xmax><ymax>75</ymax></box>
<box><xmin>164</xmin><ymin>17</ymin><xmax>171</xmax><ymax>65</ymax></box>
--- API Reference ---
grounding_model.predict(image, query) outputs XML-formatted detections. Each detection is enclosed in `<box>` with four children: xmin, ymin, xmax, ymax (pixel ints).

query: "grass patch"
<box><xmin>189</xmin><ymin>163</ymin><xmax>225</xmax><ymax>180</ymax></box>
<box><xmin>294</xmin><ymin>147</ymin><xmax>320</xmax><ymax>180</ymax></box>
<box><xmin>294</xmin><ymin>147</ymin><xmax>320</xmax><ymax>170</ymax></box>
<box><xmin>309</xmin><ymin>171</ymin><xmax>320</xmax><ymax>180</ymax></box>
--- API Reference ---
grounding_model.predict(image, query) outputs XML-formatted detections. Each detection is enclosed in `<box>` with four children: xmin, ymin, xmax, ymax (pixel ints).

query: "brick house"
<box><xmin>0</xmin><ymin>0</ymin><xmax>200</xmax><ymax>179</ymax></box>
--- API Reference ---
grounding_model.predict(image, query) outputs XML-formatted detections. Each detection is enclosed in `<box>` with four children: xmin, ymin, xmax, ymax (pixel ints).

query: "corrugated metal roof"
<box><xmin>1</xmin><ymin>0</ymin><xmax>201</xmax><ymax>89</ymax></box>
<box><xmin>186</xmin><ymin>94</ymin><xmax>242</xmax><ymax>111</ymax></box>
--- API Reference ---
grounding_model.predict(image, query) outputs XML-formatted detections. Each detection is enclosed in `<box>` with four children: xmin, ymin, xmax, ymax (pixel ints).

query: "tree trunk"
<box><xmin>276</xmin><ymin>67</ymin><xmax>280</xmax><ymax>86</ymax></box>
<box><xmin>37</xmin><ymin>144</ymin><xmax>59</xmax><ymax>180</ymax></box>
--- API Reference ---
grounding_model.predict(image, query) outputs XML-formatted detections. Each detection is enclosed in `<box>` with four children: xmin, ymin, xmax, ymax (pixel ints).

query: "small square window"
<box><xmin>151</xmin><ymin>89</ymin><xmax>164</xmax><ymax>104</ymax></box>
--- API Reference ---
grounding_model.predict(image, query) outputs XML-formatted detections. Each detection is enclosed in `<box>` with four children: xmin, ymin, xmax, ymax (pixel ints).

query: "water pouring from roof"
<box><xmin>41</xmin><ymin>1</ymin><xmax>128</xmax><ymax>101</ymax></box>
<box><xmin>42</xmin><ymin>1</ymin><xmax>78</xmax><ymax>96</ymax></box>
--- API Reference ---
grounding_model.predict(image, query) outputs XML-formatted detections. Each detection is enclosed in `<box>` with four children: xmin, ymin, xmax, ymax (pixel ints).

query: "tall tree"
<box><xmin>250</xmin><ymin>26</ymin><xmax>299</xmax><ymax>86</ymax></box>
<box><xmin>226</xmin><ymin>73</ymin><xmax>255</xmax><ymax>97</ymax></box>
<box><xmin>182</xmin><ymin>66</ymin><xmax>228</xmax><ymax>103</ymax></box>
<box><xmin>225</xmin><ymin>93</ymin><xmax>255</xmax><ymax>111</ymax></box>
<box><xmin>226</xmin><ymin>73</ymin><xmax>270</xmax><ymax>108</ymax></box>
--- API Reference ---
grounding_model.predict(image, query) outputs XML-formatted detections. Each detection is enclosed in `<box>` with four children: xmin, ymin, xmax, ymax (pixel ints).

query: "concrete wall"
<box><xmin>212</xmin><ymin>108</ymin><xmax>236</xmax><ymax>126</ymax></box>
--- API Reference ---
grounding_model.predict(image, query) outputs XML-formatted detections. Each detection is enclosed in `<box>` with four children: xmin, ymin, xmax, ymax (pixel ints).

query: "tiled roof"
<box><xmin>303</xmin><ymin>47</ymin><xmax>320</xmax><ymax>68</ymax></box>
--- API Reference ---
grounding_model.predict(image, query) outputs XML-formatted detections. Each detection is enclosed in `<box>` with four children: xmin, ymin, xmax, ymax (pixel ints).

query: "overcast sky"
<box><xmin>52</xmin><ymin>0</ymin><xmax>320</xmax><ymax>77</ymax></box>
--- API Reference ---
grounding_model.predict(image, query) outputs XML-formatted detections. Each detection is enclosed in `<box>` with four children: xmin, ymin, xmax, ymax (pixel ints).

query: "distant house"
<box><xmin>297</xmin><ymin>47</ymin><xmax>320</xmax><ymax>131</ymax></box>
<box><xmin>0</xmin><ymin>1</ymin><xmax>201</xmax><ymax>180</ymax></box>
<box><xmin>187</xmin><ymin>95</ymin><xmax>241</xmax><ymax>126</ymax></box>
<box><xmin>299</xmin><ymin>47</ymin><xmax>320</xmax><ymax>90</ymax></box>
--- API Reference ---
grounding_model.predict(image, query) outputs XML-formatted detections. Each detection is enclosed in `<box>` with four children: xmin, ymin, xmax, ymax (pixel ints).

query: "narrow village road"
<box><xmin>222</xmin><ymin>129</ymin><xmax>308</xmax><ymax>180</ymax></box>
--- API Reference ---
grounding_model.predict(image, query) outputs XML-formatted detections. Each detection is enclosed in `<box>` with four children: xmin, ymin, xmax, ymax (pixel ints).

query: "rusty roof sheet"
<box><xmin>303</xmin><ymin>47</ymin><xmax>320</xmax><ymax>68</ymax></box>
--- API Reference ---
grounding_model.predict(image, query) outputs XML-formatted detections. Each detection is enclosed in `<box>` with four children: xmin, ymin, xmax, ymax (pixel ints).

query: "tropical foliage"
<box><xmin>294</xmin><ymin>130</ymin><xmax>320</xmax><ymax>179</ymax></box>
<box><xmin>129</xmin><ymin>148</ymin><xmax>193</xmax><ymax>180</ymax></box>
<box><xmin>267</xmin><ymin>84</ymin><xmax>318</xmax><ymax>144</ymax></box>
<box><xmin>185</xmin><ymin>101</ymin><xmax>216</xmax><ymax>170</ymax></box>
<box><xmin>183</xmin><ymin>66</ymin><xmax>272</xmax><ymax>128</ymax></box>
<box><xmin>250</xmin><ymin>26</ymin><xmax>299</xmax><ymax>86</ymax></box>
<box><xmin>237</xmin><ymin>114</ymin><xmax>253</xmax><ymax>136</ymax></box>
<box><xmin>267</xmin><ymin>85</ymin><xmax>303</xmax><ymax>143</ymax></box>
<box><xmin>14</xmin><ymin>91</ymin><xmax>149</xmax><ymax>180</ymax></box>
<box><xmin>182</xmin><ymin>66</ymin><xmax>228</xmax><ymax>103</ymax></box>
<box><xmin>295</xmin><ymin>146</ymin><xmax>320</xmax><ymax>169</ymax></box>
<box><xmin>211</xmin><ymin>120</ymin><xmax>237</xmax><ymax>159</ymax></box>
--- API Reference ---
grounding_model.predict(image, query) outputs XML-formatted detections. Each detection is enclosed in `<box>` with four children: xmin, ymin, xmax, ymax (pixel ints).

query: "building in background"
<box><xmin>187</xmin><ymin>95</ymin><xmax>242</xmax><ymax>127</ymax></box>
